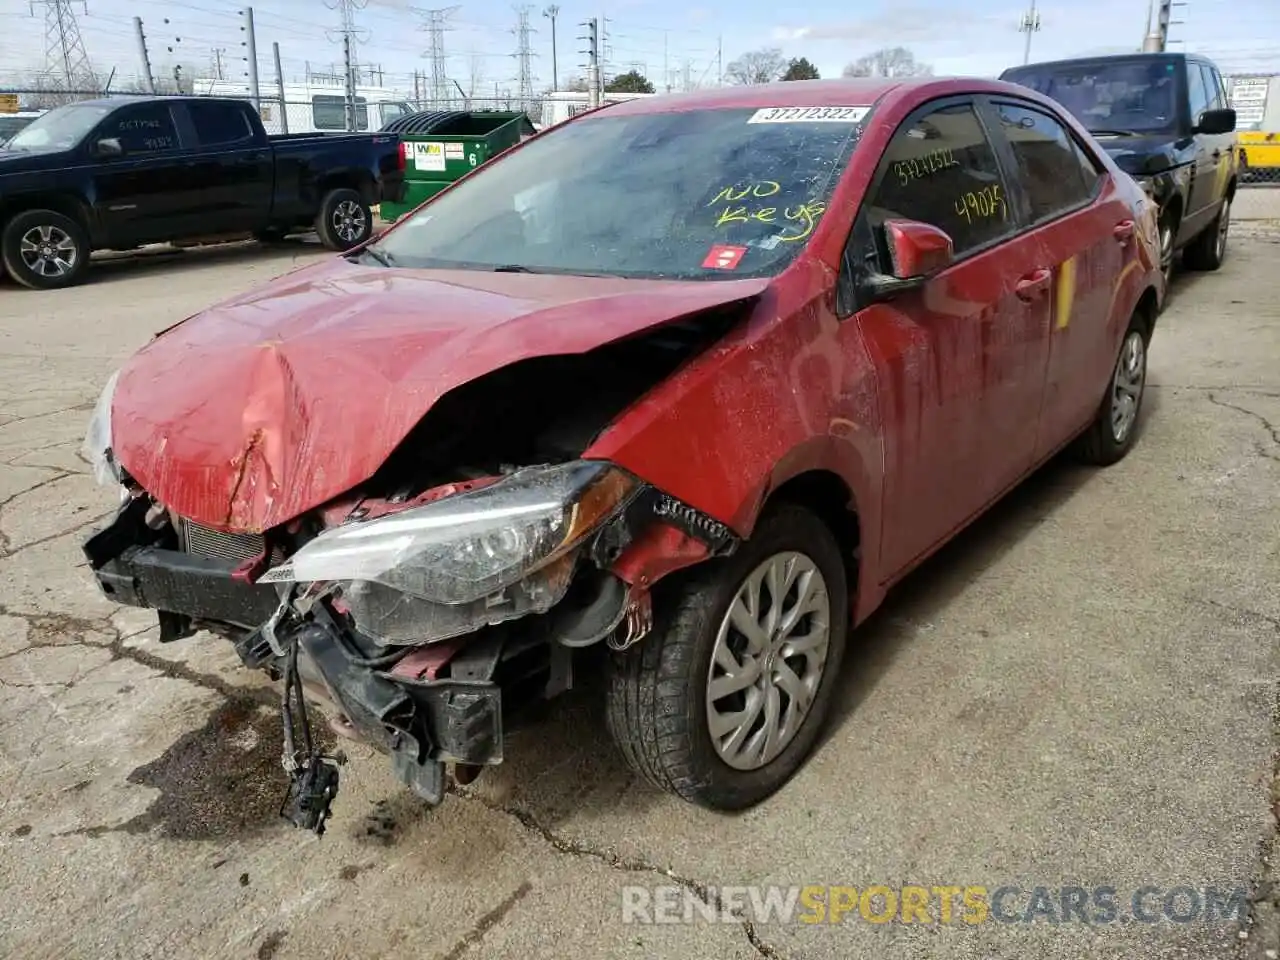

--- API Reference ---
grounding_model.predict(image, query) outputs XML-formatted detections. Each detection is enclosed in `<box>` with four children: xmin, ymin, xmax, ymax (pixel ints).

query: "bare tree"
<box><xmin>724</xmin><ymin>47</ymin><xmax>787</xmax><ymax>85</ymax></box>
<box><xmin>842</xmin><ymin>47</ymin><xmax>932</xmax><ymax>79</ymax></box>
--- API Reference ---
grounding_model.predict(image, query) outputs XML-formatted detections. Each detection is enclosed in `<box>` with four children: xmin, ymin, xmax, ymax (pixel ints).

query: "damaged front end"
<box><xmin>81</xmin><ymin>375</ymin><xmax>738</xmax><ymax>834</ymax></box>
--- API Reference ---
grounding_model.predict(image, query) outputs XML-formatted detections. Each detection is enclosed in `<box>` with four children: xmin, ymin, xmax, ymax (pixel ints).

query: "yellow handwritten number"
<box><xmin>953</xmin><ymin>183</ymin><xmax>1005</xmax><ymax>225</ymax></box>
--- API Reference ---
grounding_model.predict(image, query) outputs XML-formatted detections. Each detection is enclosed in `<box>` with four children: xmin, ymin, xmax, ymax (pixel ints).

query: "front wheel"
<box><xmin>606</xmin><ymin>503</ymin><xmax>849</xmax><ymax>810</ymax></box>
<box><xmin>315</xmin><ymin>188</ymin><xmax>373</xmax><ymax>251</ymax></box>
<box><xmin>1072</xmin><ymin>312</ymin><xmax>1149</xmax><ymax>466</ymax></box>
<box><xmin>1</xmin><ymin>209</ymin><xmax>90</xmax><ymax>291</ymax></box>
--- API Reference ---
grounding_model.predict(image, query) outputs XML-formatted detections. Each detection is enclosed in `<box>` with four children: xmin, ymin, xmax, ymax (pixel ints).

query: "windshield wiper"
<box><xmin>491</xmin><ymin>264</ymin><xmax>541</xmax><ymax>273</ymax></box>
<box><xmin>1089</xmin><ymin>128</ymin><xmax>1142</xmax><ymax>138</ymax></box>
<box><xmin>358</xmin><ymin>246</ymin><xmax>396</xmax><ymax>268</ymax></box>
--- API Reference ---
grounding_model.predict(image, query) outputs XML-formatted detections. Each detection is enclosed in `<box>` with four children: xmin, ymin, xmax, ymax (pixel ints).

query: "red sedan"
<box><xmin>82</xmin><ymin>77</ymin><xmax>1163</xmax><ymax>832</ymax></box>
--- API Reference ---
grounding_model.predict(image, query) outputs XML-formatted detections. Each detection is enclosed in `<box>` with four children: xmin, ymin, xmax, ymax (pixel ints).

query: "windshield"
<box><xmin>7</xmin><ymin>102</ymin><xmax>112</xmax><ymax>151</ymax></box>
<box><xmin>372</xmin><ymin>106</ymin><xmax>868</xmax><ymax>280</ymax></box>
<box><xmin>1003</xmin><ymin>60</ymin><xmax>1180</xmax><ymax>133</ymax></box>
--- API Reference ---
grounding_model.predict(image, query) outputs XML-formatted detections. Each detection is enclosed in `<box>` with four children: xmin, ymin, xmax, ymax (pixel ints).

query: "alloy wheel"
<box><xmin>706</xmin><ymin>550</ymin><xmax>832</xmax><ymax>771</ymax></box>
<box><xmin>1159</xmin><ymin>222</ymin><xmax>1174</xmax><ymax>284</ymax></box>
<box><xmin>332</xmin><ymin>200</ymin><xmax>368</xmax><ymax>244</ymax></box>
<box><xmin>1110</xmin><ymin>330</ymin><xmax>1146</xmax><ymax>444</ymax></box>
<box><xmin>19</xmin><ymin>224</ymin><xmax>78</xmax><ymax>278</ymax></box>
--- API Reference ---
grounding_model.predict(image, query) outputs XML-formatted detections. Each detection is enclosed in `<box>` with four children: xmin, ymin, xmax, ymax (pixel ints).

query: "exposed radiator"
<box><xmin>178</xmin><ymin>518</ymin><xmax>278</xmax><ymax>565</ymax></box>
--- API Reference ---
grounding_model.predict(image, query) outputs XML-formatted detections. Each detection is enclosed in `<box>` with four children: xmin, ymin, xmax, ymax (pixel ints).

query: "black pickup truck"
<box><xmin>0</xmin><ymin>95</ymin><xmax>405</xmax><ymax>290</ymax></box>
<box><xmin>1001</xmin><ymin>52</ymin><xmax>1238</xmax><ymax>285</ymax></box>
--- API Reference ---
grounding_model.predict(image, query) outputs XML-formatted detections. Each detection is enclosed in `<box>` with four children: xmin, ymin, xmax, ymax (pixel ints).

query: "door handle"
<box><xmin>1113</xmin><ymin>219</ymin><xmax>1135</xmax><ymax>244</ymax></box>
<box><xmin>1015</xmin><ymin>268</ymin><xmax>1052</xmax><ymax>301</ymax></box>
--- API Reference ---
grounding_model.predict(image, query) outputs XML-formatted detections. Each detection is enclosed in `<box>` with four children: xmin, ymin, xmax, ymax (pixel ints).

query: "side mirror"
<box><xmin>860</xmin><ymin>219</ymin><xmax>954</xmax><ymax>303</ymax></box>
<box><xmin>1195</xmin><ymin>108</ymin><xmax>1236</xmax><ymax>135</ymax></box>
<box><xmin>93</xmin><ymin>137</ymin><xmax>124</xmax><ymax>158</ymax></box>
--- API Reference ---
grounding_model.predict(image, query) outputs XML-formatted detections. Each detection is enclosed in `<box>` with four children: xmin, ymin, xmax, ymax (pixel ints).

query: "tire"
<box><xmin>1183</xmin><ymin>195</ymin><xmax>1231</xmax><ymax>272</ymax></box>
<box><xmin>1156</xmin><ymin>208</ymin><xmax>1178</xmax><ymax>291</ymax></box>
<box><xmin>1</xmin><ymin>209</ymin><xmax>90</xmax><ymax>291</ymax></box>
<box><xmin>605</xmin><ymin>503</ymin><xmax>850</xmax><ymax>811</ymax></box>
<box><xmin>314</xmin><ymin>188</ymin><xmax>373</xmax><ymax>251</ymax></box>
<box><xmin>1072</xmin><ymin>311</ymin><xmax>1149</xmax><ymax>466</ymax></box>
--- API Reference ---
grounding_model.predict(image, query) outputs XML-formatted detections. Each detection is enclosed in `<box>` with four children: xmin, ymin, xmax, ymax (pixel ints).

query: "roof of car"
<box><xmin>1002</xmin><ymin>51</ymin><xmax>1197</xmax><ymax>74</ymax></box>
<box><xmin>593</xmin><ymin>76</ymin><xmax>1028</xmax><ymax>118</ymax></box>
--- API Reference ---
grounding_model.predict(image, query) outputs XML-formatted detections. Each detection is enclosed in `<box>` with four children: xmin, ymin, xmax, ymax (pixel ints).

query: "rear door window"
<box><xmin>863</xmin><ymin>101</ymin><xmax>1013</xmax><ymax>257</ymax></box>
<box><xmin>189</xmin><ymin>100</ymin><xmax>255</xmax><ymax>146</ymax></box>
<box><xmin>994</xmin><ymin>101</ymin><xmax>1099</xmax><ymax>223</ymax></box>
<box><xmin>106</xmin><ymin>103</ymin><xmax>180</xmax><ymax>154</ymax></box>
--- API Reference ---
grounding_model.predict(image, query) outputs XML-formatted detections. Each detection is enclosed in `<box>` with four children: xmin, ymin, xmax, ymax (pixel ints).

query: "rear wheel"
<box><xmin>605</xmin><ymin>503</ymin><xmax>849</xmax><ymax>810</ymax></box>
<box><xmin>1</xmin><ymin>209</ymin><xmax>90</xmax><ymax>291</ymax></box>
<box><xmin>315</xmin><ymin>188</ymin><xmax>372</xmax><ymax>251</ymax></box>
<box><xmin>1073</xmin><ymin>311</ymin><xmax>1149</xmax><ymax>466</ymax></box>
<box><xmin>1183</xmin><ymin>195</ymin><xmax>1231</xmax><ymax>271</ymax></box>
<box><xmin>1157</xmin><ymin>210</ymin><xmax>1177</xmax><ymax>288</ymax></box>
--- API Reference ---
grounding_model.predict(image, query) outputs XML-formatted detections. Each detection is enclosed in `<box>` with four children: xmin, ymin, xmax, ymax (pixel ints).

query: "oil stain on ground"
<box><xmin>83</xmin><ymin>699</ymin><xmax>335</xmax><ymax>841</ymax></box>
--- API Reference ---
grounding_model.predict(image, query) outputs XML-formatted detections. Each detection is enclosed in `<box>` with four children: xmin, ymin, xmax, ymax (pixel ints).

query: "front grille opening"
<box><xmin>178</xmin><ymin>519</ymin><xmax>284</xmax><ymax>564</ymax></box>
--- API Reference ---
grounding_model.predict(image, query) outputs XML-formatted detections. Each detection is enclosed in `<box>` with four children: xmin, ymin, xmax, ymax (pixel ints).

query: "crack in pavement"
<box><xmin>0</xmin><ymin>605</ymin><xmax>277</xmax><ymax>709</ymax></box>
<box><xmin>449</xmin><ymin>785</ymin><xmax>786</xmax><ymax>960</ymax></box>
<box><xmin>1150</xmin><ymin>384</ymin><xmax>1280</xmax><ymax>399</ymax></box>
<box><xmin>0</xmin><ymin>402</ymin><xmax>95</xmax><ymax>431</ymax></box>
<box><xmin>1208</xmin><ymin>393</ymin><xmax>1280</xmax><ymax>463</ymax></box>
<box><xmin>437</xmin><ymin>881</ymin><xmax>535</xmax><ymax>960</ymax></box>
<box><xmin>0</xmin><ymin>509</ymin><xmax>115</xmax><ymax>561</ymax></box>
<box><xmin>1186</xmin><ymin>597</ymin><xmax>1280</xmax><ymax>633</ymax></box>
<box><xmin>0</xmin><ymin>470</ymin><xmax>73</xmax><ymax>512</ymax></box>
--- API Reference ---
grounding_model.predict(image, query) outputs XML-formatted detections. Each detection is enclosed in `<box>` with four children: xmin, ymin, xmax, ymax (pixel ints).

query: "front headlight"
<box><xmin>259</xmin><ymin>460</ymin><xmax>639</xmax><ymax>605</ymax></box>
<box><xmin>81</xmin><ymin>370</ymin><xmax>122</xmax><ymax>488</ymax></box>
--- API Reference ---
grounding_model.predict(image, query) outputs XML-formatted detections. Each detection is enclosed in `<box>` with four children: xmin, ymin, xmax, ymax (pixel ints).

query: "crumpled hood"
<box><xmin>112</xmin><ymin>256</ymin><xmax>769</xmax><ymax>533</ymax></box>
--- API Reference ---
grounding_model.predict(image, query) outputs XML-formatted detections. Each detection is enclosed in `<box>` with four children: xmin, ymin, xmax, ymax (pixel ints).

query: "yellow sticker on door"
<box><xmin>1055</xmin><ymin>256</ymin><xmax>1077</xmax><ymax>330</ymax></box>
<box><xmin>413</xmin><ymin>142</ymin><xmax>447</xmax><ymax>172</ymax></box>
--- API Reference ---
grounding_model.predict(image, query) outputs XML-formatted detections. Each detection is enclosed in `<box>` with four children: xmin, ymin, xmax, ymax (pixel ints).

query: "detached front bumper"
<box><xmin>82</xmin><ymin>499</ymin><xmax>503</xmax><ymax>810</ymax></box>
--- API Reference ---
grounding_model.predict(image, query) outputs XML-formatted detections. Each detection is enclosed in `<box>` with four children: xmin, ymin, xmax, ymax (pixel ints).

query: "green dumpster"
<box><xmin>379</xmin><ymin>110</ymin><xmax>536</xmax><ymax>223</ymax></box>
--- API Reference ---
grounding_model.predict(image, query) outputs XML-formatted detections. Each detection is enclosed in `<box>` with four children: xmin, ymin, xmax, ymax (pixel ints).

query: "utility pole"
<box><xmin>273</xmin><ymin>41</ymin><xmax>289</xmax><ymax>133</ymax></box>
<box><xmin>416</xmin><ymin>6</ymin><xmax>460</xmax><ymax>106</ymax></box>
<box><xmin>716</xmin><ymin>35</ymin><xmax>723</xmax><ymax>86</ymax></box>
<box><xmin>211</xmin><ymin>46</ymin><xmax>226</xmax><ymax>80</ymax></box>
<box><xmin>1017</xmin><ymin>0</ymin><xmax>1041</xmax><ymax>65</ymax></box>
<box><xmin>1142</xmin><ymin>0</ymin><xmax>1179</xmax><ymax>51</ymax></box>
<box><xmin>662</xmin><ymin>31</ymin><xmax>669</xmax><ymax>93</ymax></box>
<box><xmin>581</xmin><ymin>17</ymin><xmax>599</xmax><ymax>108</ymax></box>
<box><xmin>241</xmin><ymin>7</ymin><xmax>260</xmax><ymax>111</ymax></box>
<box><xmin>342</xmin><ymin>34</ymin><xmax>355</xmax><ymax>129</ymax></box>
<box><xmin>32</xmin><ymin>0</ymin><xmax>98</xmax><ymax>94</ymax></box>
<box><xmin>513</xmin><ymin>5</ymin><xmax>536</xmax><ymax>114</ymax></box>
<box><xmin>134</xmin><ymin>16</ymin><xmax>156</xmax><ymax>93</ymax></box>
<box><xmin>173</xmin><ymin>64</ymin><xmax>183</xmax><ymax>93</ymax></box>
<box><xmin>542</xmin><ymin>4</ymin><xmax>559</xmax><ymax>92</ymax></box>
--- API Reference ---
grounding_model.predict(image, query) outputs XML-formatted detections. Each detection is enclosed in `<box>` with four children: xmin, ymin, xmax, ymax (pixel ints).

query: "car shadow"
<box><xmin>82</xmin><ymin>236</ymin><xmax>333</xmax><ymax>286</ymax></box>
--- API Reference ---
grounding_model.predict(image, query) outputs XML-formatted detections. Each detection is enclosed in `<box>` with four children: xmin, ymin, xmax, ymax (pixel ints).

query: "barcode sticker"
<box><xmin>747</xmin><ymin>106</ymin><xmax>870</xmax><ymax>124</ymax></box>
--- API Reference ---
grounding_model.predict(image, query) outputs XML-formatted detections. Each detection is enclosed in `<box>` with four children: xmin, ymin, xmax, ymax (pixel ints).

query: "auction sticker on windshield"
<box><xmin>702</xmin><ymin>245</ymin><xmax>748</xmax><ymax>270</ymax></box>
<box><xmin>747</xmin><ymin>106</ymin><xmax>870</xmax><ymax>124</ymax></box>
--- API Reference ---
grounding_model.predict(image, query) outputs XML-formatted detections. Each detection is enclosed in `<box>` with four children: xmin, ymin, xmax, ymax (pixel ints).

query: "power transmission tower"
<box><xmin>512</xmin><ymin>6</ymin><xmax>536</xmax><ymax>114</ymax></box>
<box><xmin>1017</xmin><ymin>0</ymin><xmax>1041</xmax><ymax>65</ymax></box>
<box><xmin>211</xmin><ymin>46</ymin><xmax>226</xmax><ymax>79</ymax></box>
<box><xmin>30</xmin><ymin>0</ymin><xmax>97</xmax><ymax>94</ymax></box>
<box><xmin>325</xmin><ymin>0</ymin><xmax>370</xmax><ymax>130</ymax></box>
<box><xmin>416</xmin><ymin>6</ymin><xmax>460</xmax><ymax>106</ymax></box>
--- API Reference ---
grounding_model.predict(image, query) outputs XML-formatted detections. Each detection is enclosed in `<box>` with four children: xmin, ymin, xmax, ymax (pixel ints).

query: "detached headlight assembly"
<box><xmin>260</xmin><ymin>460</ymin><xmax>639</xmax><ymax>606</ymax></box>
<box><xmin>81</xmin><ymin>369</ymin><xmax>123</xmax><ymax>489</ymax></box>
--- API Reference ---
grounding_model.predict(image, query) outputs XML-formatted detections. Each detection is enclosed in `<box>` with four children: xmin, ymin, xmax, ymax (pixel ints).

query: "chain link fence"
<box><xmin>5</xmin><ymin>83</ymin><xmax>1280</xmax><ymax>183</ymax></box>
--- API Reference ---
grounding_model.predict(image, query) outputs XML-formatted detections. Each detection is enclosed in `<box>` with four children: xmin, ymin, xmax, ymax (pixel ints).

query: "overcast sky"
<box><xmin>1</xmin><ymin>0</ymin><xmax>1277</xmax><ymax>97</ymax></box>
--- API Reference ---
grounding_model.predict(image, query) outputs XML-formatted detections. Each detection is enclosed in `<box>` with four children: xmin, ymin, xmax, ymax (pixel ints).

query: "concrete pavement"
<box><xmin>0</xmin><ymin>206</ymin><xmax>1277</xmax><ymax>960</ymax></box>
